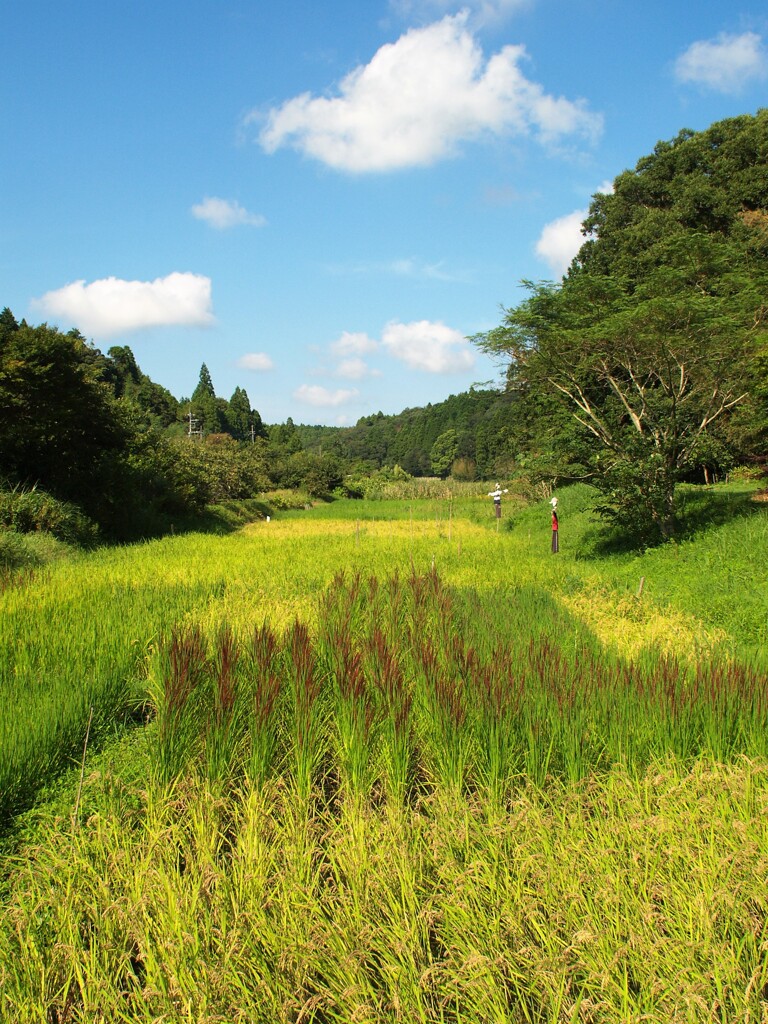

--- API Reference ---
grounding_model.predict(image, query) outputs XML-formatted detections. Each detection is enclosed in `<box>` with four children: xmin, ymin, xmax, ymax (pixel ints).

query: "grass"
<box><xmin>1</xmin><ymin>481</ymin><xmax>768</xmax><ymax>1022</ymax></box>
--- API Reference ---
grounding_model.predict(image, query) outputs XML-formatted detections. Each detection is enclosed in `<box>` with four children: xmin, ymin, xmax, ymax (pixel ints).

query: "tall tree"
<box><xmin>190</xmin><ymin>363</ymin><xmax>223</xmax><ymax>434</ymax></box>
<box><xmin>475</xmin><ymin>111</ymin><xmax>768</xmax><ymax>539</ymax></box>
<box><xmin>227</xmin><ymin>386</ymin><xmax>252</xmax><ymax>440</ymax></box>
<box><xmin>430</xmin><ymin>429</ymin><xmax>460</xmax><ymax>478</ymax></box>
<box><xmin>0</xmin><ymin>306</ymin><xmax>19</xmax><ymax>346</ymax></box>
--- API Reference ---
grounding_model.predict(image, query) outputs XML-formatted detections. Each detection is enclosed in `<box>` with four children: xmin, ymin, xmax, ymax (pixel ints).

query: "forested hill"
<box><xmin>293</xmin><ymin>388</ymin><xmax>518</xmax><ymax>479</ymax></box>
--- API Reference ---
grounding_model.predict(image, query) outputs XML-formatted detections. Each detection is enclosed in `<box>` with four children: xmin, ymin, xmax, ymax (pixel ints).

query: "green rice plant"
<box><xmin>417</xmin><ymin>635</ymin><xmax>470</xmax><ymax>797</ymax></box>
<box><xmin>325</xmin><ymin>627</ymin><xmax>380</xmax><ymax>808</ymax></box>
<box><xmin>6</xmin><ymin>746</ymin><xmax>768</xmax><ymax>1023</ymax></box>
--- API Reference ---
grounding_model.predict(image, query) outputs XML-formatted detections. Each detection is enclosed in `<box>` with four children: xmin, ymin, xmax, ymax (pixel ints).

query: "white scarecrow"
<box><xmin>488</xmin><ymin>483</ymin><xmax>508</xmax><ymax>519</ymax></box>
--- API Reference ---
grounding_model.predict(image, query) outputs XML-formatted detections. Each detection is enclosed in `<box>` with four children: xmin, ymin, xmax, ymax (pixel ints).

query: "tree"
<box><xmin>430</xmin><ymin>429</ymin><xmax>460</xmax><ymax>478</ymax></box>
<box><xmin>227</xmin><ymin>386</ymin><xmax>252</xmax><ymax>440</ymax></box>
<box><xmin>191</xmin><ymin>363</ymin><xmax>223</xmax><ymax>434</ymax></box>
<box><xmin>475</xmin><ymin>111</ymin><xmax>768</xmax><ymax>540</ymax></box>
<box><xmin>0</xmin><ymin>318</ymin><xmax>130</xmax><ymax>523</ymax></box>
<box><xmin>0</xmin><ymin>306</ymin><xmax>19</xmax><ymax>346</ymax></box>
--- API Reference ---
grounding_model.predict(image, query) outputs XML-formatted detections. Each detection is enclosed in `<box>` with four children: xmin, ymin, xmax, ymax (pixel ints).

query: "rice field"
<box><xmin>1</xmin><ymin>490</ymin><xmax>768</xmax><ymax>1022</ymax></box>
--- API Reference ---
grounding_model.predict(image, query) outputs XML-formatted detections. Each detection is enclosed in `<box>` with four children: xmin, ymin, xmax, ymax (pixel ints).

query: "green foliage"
<box><xmin>0</xmin><ymin>529</ymin><xmax>71</xmax><ymax>573</ymax></box>
<box><xmin>226</xmin><ymin>385</ymin><xmax>252</xmax><ymax>440</ymax></box>
<box><xmin>429</xmin><ymin>428</ymin><xmax>459</xmax><ymax>477</ymax></box>
<box><xmin>274</xmin><ymin>449</ymin><xmax>343</xmax><ymax>496</ymax></box>
<box><xmin>0</xmin><ymin>320</ymin><xmax>131</xmax><ymax>523</ymax></box>
<box><xmin>475</xmin><ymin>111</ymin><xmax>768</xmax><ymax>542</ymax></box>
<box><xmin>0</xmin><ymin>487</ymin><xmax>98</xmax><ymax>545</ymax></box>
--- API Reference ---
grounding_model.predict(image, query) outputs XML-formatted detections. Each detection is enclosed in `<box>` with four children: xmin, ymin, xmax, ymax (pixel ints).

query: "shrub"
<box><xmin>0</xmin><ymin>487</ymin><xmax>98</xmax><ymax>546</ymax></box>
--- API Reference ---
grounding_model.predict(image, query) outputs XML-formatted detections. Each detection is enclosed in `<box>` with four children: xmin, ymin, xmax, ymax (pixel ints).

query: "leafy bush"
<box><xmin>729</xmin><ymin>464</ymin><xmax>767</xmax><ymax>483</ymax></box>
<box><xmin>263</xmin><ymin>489</ymin><xmax>313</xmax><ymax>510</ymax></box>
<box><xmin>0</xmin><ymin>529</ymin><xmax>71</xmax><ymax>571</ymax></box>
<box><xmin>0</xmin><ymin>487</ymin><xmax>98</xmax><ymax>546</ymax></box>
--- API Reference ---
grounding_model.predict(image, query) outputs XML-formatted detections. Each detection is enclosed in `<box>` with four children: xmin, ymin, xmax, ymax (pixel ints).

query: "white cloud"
<box><xmin>381</xmin><ymin>319</ymin><xmax>474</xmax><ymax>373</ymax></box>
<box><xmin>191</xmin><ymin>196</ymin><xmax>266</xmax><ymax>229</ymax></box>
<box><xmin>535</xmin><ymin>210</ymin><xmax>587</xmax><ymax>275</ymax></box>
<box><xmin>330</xmin><ymin>330</ymin><xmax>379</xmax><ymax>356</ymax></box>
<box><xmin>256</xmin><ymin>13</ymin><xmax>601</xmax><ymax>172</ymax></box>
<box><xmin>33</xmin><ymin>272</ymin><xmax>214</xmax><ymax>338</ymax></box>
<box><xmin>535</xmin><ymin>181</ymin><xmax>613</xmax><ymax>275</ymax></box>
<box><xmin>674</xmin><ymin>32</ymin><xmax>767</xmax><ymax>93</ymax></box>
<box><xmin>237</xmin><ymin>352</ymin><xmax>274</xmax><ymax>371</ymax></box>
<box><xmin>294</xmin><ymin>384</ymin><xmax>360</xmax><ymax>407</ymax></box>
<box><xmin>336</xmin><ymin>357</ymin><xmax>372</xmax><ymax>379</ymax></box>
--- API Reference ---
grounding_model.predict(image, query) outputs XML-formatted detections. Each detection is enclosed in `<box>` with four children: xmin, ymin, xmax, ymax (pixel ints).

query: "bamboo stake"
<box><xmin>72</xmin><ymin>705</ymin><xmax>94</xmax><ymax>830</ymax></box>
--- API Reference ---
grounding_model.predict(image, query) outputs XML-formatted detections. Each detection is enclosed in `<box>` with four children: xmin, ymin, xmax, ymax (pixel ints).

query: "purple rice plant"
<box><xmin>151</xmin><ymin>623</ymin><xmax>208</xmax><ymax>784</ymax></box>
<box><xmin>286</xmin><ymin>619</ymin><xmax>325</xmax><ymax>805</ymax></box>
<box><xmin>366</xmin><ymin>625</ymin><xmax>414</xmax><ymax>806</ymax></box>
<box><xmin>205</xmin><ymin>624</ymin><xmax>242</xmax><ymax>785</ymax></box>
<box><xmin>244</xmin><ymin>622</ymin><xmax>282</xmax><ymax>787</ymax></box>
<box><xmin>727</xmin><ymin>660</ymin><xmax>768</xmax><ymax>759</ymax></box>
<box><xmin>472</xmin><ymin>641</ymin><xmax>525</xmax><ymax>805</ymax></box>
<box><xmin>418</xmin><ymin>635</ymin><xmax>468</xmax><ymax>796</ymax></box>
<box><xmin>331</xmin><ymin>632</ymin><xmax>379</xmax><ymax>806</ymax></box>
<box><xmin>638</xmin><ymin>654</ymin><xmax>701</xmax><ymax>763</ymax></box>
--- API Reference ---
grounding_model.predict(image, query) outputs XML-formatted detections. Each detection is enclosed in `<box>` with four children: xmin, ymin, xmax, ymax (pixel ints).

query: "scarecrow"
<box><xmin>550</xmin><ymin>496</ymin><xmax>559</xmax><ymax>553</ymax></box>
<box><xmin>488</xmin><ymin>482</ymin><xmax>508</xmax><ymax>519</ymax></box>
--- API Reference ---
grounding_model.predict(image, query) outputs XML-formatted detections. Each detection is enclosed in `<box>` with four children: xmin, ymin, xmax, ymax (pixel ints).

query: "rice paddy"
<box><xmin>1</xmin><ymin>488</ymin><xmax>767</xmax><ymax>1022</ymax></box>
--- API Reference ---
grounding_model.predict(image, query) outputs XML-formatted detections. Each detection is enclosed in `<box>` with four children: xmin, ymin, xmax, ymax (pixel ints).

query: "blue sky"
<box><xmin>3</xmin><ymin>0</ymin><xmax>767</xmax><ymax>425</ymax></box>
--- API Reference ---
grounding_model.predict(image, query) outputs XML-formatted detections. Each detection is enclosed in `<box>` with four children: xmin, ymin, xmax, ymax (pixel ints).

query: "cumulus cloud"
<box><xmin>294</xmin><ymin>384</ymin><xmax>360</xmax><ymax>407</ymax></box>
<box><xmin>330</xmin><ymin>330</ymin><xmax>379</xmax><ymax>356</ymax></box>
<box><xmin>237</xmin><ymin>352</ymin><xmax>274</xmax><ymax>371</ymax></box>
<box><xmin>335</xmin><ymin>357</ymin><xmax>377</xmax><ymax>379</ymax></box>
<box><xmin>535</xmin><ymin>181</ymin><xmax>613</xmax><ymax>276</ymax></box>
<box><xmin>191</xmin><ymin>196</ymin><xmax>266</xmax><ymax>229</ymax></box>
<box><xmin>33</xmin><ymin>272</ymin><xmax>214</xmax><ymax>338</ymax></box>
<box><xmin>256</xmin><ymin>13</ymin><xmax>601</xmax><ymax>172</ymax></box>
<box><xmin>535</xmin><ymin>210</ymin><xmax>587</xmax><ymax>275</ymax></box>
<box><xmin>381</xmin><ymin>320</ymin><xmax>474</xmax><ymax>373</ymax></box>
<box><xmin>674</xmin><ymin>31</ymin><xmax>767</xmax><ymax>93</ymax></box>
